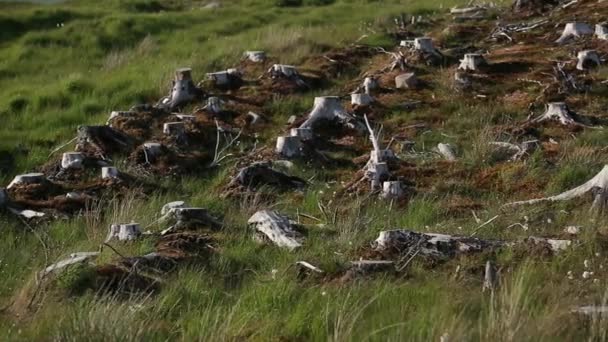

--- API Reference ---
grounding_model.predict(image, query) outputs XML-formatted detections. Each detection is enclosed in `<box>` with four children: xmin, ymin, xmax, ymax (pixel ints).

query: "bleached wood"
<box><xmin>61</xmin><ymin>152</ymin><xmax>84</xmax><ymax>169</ymax></box>
<box><xmin>276</xmin><ymin>136</ymin><xmax>303</xmax><ymax>158</ymax></box>
<box><xmin>158</xmin><ymin>68</ymin><xmax>200</xmax><ymax>109</ymax></box>
<box><xmin>483</xmin><ymin>260</ymin><xmax>497</xmax><ymax>292</ymax></box>
<box><xmin>41</xmin><ymin>252</ymin><xmax>100</xmax><ymax>277</ymax></box>
<box><xmin>8</xmin><ymin>207</ymin><xmax>45</xmax><ymax>218</ymax></box>
<box><xmin>363</xmin><ymin>77</ymin><xmax>378</xmax><ymax>94</ymax></box>
<box><xmin>382</xmin><ymin>181</ymin><xmax>404</xmax><ymax>199</ymax></box>
<box><xmin>395</xmin><ymin>73</ymin><xmax>418</xmax><ymax>89</ymax></box>
<box><xmin>290</xmin><ymin>128</ymin><xmax>313</xmax><ymax>141</ymax></box>
<box><xmin>105</xmin><ymin>223</ymin><xmax>142</xmax><ymax>242</ymax></box>
<box><xmin>576</xmin><ymin>50</ymin><xmax>601</xmax><ymax>70</ymax></box>
<box><xmin>244</xmin><ymin>51</ymin><xmax>266</xmax><ymax>62</ymax></box>
<box><xmin>504</xmin><ymin>165</ymin><xmax>608</xmax><ymax>207</ymax></box>
<box><xmin>7</xmin><ymin>173</ymin><xmax>45</xmax><ymax>189</ymax></box>
<box><xmin>555</xmin><ymin>22</ymin><xmax>593</xmax><ymax>44</ymax></box>
<box><xmin>269</xmin><ymin>64</ymin><xmax>299</xmax><ymax>78</ymax></box>
<box><xmin>437</xmin><ymin>143</ymin><xmax>457</xmax><ymax>161</ymax></box>
<box><xmin>206</xmin><ymin>69</ymin><xmax>241</xmax><ymax>86</ymax></box>
<box><xmin>248</xmin><ymin>210</ymin><xmax>303</xmax><ymax>250</ymax></box>
<box><xmin>458</xmin><ymin>54</ymin><xmax>487</xmax><ymax>71</ymax></box>
<box><xmin>596</xmin><ymin>24</ymin><xmax>608</xmax><ymax>40</ymax></box>
<box><xmin>296</xmin><ymin>261</ymin><xmax>324</xmax><ymax>273</ymax></box>
<box><xmin>299</xmin><ymin>96</ymin><xmax>359</xmax><ymax>130</ymax></box>
<box><xmin>351</xmin><ymin>93</ymin><xmax>373</xmax><ymax>106</ymax></box>
<box><xmin>107</xmin><ymin>110</ymin><xmax>135</xmax><ymax>125</ymax></box>
<box><xmin>204</xmin><ymin>97</ymin><xmax>222</xmax><ymax>114</ymax></box>
<box><xmin>163</xmin><ymin>122</ymin><xmax>186</xmax><ymax>139</ymax></box>
<box><xmin>101</xmin><ymin>166</ymin><xmax>119</xmax><ymax>179</ymax></box>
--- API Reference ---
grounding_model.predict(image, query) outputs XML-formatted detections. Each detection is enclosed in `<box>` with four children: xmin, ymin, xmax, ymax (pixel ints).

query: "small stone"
<box><xmin>582</xmin><ymin>271</ymin><xmax>594</xmax><ymax>279</ymax></box>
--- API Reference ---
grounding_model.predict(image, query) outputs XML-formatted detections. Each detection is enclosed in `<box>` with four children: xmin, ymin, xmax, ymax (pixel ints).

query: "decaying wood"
<box><xmin>351</xmin><ymin>93</ymin><xmax>374</xmax><ymax>106</ymax></box>
<box><xmin>458</xmin><ymin>54</ymin><xmax>487</xmax><ymax>71</ymax></box>
<box><xmin>395</xmin><ymin>73</ymin><xmax>418</xmax><ymax>89</ymax></box>
<box><xmin>61</xmin><ymin>152</ymin><xmax>85</xmax><ymax>169</ymax></box>
<box><xmin>597</xmin><ymin>24</ymin><xmax>608</xmax><ymax>40</ymax></box>
<box><xmin>106</xmin><ymin>223</ymin><xmax>142</xmax><ymax>242</ymax></box>
<box><xmin>248</xmin><ymin>210</ymin><xmax>303</xmax><ymax>250</ymax></box>
<box><xmin>364</xmin><ymin>115</ymin><xmax>392</xmax><ymax>190</ymax></box>
<box><xmin>76</xmin><ymin>125</ymin><xmax>134</xmax><ymax>157</ymax></box>
<box><xmin>206</xmin><ymin>69</ymin><xmax>242</xmax><ymax>88</ymax></box>
<box><xmin>203</xmin><ymin>96</ymin><xmax>223</xmax><ymax>114</ymax></box>
<box><xmin>41</xmin><ymin>252</ymin><xmax>100</xmax><ymax>277</ymax></box>
<box><xmin>276</xmin><ymin>136</ymin><xmax>303</xmax><ymax>158</ymax></box>
<box><xmin>483</xmin><ymin>260</ymin><xmax>498</xmax><ymax>292</ymax></box>
<box><xmin>504</xmin><ymin>165</ymin><xmax>608</xmax><ymax>211</ymax></box>
<box><xmin>437</xmin><ymin>143</ymin><xmax>457</xmax><ymax>161</ymax></box>
<box><xmin>231</xmin><ymin>162</ymin><xmax>306</xmax><ymax>190</ymax></box>
<box><xmin>7</xmin><ymin>173</ymin><xmax>46</xmax><ymax>189</ymax></box>
<box><xmin>576</xmin><ymin>50</ymin><xmax>601</xmax><ymax>71</ymax></box>
<box><xmin>299</xmin><ymin>96</ymin><xmax>362</xmax><ymax>131</ymax></box>
<box><xmin>373</xmin><ymin>229</ymin><xmax>571</xmax><ymax>260</ymax></box>
<box><xmin>267</xmin><ymin>64</ymin><xmax>307</xmax><ymax>87</ymax></box>
<box><xmin>162</xmin><ymin>207</ymin><xmax>222</xmax><ymax>233</ymax></box>
<box><xmin>382</xmin><ymin>181</ymin><xmax>405</xmax><ymax>200</ymax></box>
<box><xmin>157</xmin><ymin>68</ymin><xmax>204</xmax><ymax>110</ymax></box>
<box><xmin>490</xmin><ymin>140</ymin><xmax>539</xmax><ymax>161</ymax></box>
<box><xmin>532</xmin><ymin>102</ymin><xmax>592</xmax><ymax>127</ymax></box>
<box><xmin>555</xmin><ymin>22</ymin><xmax>593</xmax><ymax>44</ymax></box>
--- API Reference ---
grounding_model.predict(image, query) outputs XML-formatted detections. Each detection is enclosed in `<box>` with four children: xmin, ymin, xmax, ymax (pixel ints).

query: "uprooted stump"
<box><xmin>576</xmin><ymin>50</ymin><xmax>601</xmax><ymax>71</ymax></box>
<box><xmin>555</xmin><ymin>22</ymin><xmax>594</xmax><ymax>44</ymax></box>
<box><xmin>248</xmin><ymin>210</ymin><xmax>303</xmax><ymax>250</ymax></box>
<box><xmin>230</xmin><ymin>162</ymin><xmax>307</xmax><ymax>190</ymax></box>
<box><xmin>76</xmin><ymin>125</ymin><xmax>134</xmax><ymax>157</ymax></box>
<box><xmin>503</xmin><ymin>164</ymin><xmax>608</xmax><ymax>212</ymax></box>
<box><xmin>157</xmin><ymin>68</ymin><xmax>204</xmax><ymax>110</ymax></box>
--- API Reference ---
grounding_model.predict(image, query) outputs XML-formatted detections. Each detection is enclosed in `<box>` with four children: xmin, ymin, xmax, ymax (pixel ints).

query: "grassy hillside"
<box><xmin>1</xmin><ymin>0</ymin><xmax>608</xmax><ymax>340</ymax></box>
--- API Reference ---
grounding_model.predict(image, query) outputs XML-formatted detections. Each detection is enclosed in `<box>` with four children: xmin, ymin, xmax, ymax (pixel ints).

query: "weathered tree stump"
<box><xmin>533</xmin><ymin>102</ymin><xmax>583</xmax><ymax>126</ymax></box>
<box><xmin>143</xmin><ymin>142</ymin><xmax>163</xmax><ymax>163</ymax></box>
<box><xmin>276</xmin><ymin>136</ymin><xmax>303</xmax><ymax>158</ymax></box>
<box><xmin>244</xmin><ymin>50</ymin><xmax>266</xmax><ymax>62</ymax></box>
<box><xmin>382</xmin><ymin>181</ymin><xmax>405</xmax><ymax>200</ymax></box>
<box><xmin>106</xmin><ymin>223</ymin><xmax>142</xmax><ymax>242</ymax></box>
<box><xmin>363</xmin><ymin>76</ymin><xmax>378</xmax><ymax>94</ymax></box>
<box><xmin>351</xmin><ymin>93</ymin><xmax>373</xmax><ymax>106</ymax></box>
<box><xmin>555</xmin><ymin>22</ymin><xmax>593</xmax><ymax>44</ymax></box>
<box><xmin>7</xmin><ymin>173</ymin><xmax>45</xmax><ymax>189</ymax></box>
<box><xmin>231</xmin><ymin>162</ymin><xmax>306</xmax><ymax>190</ymax></box>
<box><xmin>395</xmin><ymin>73</ymin><xmax>418</xmax><ymax>89</ymax></box>
<box><xmin>157</xmin><ymin>68</ymin><xmax>203</xmax><ymax>110</ymax></box>
<box><xmin>299</xmin><ymin>96</ymin><xmax>360</xmax><ymax>131</ymax></box>
<box><xmin>107</xmin><ymin>110</ymin><xmax>135</xmax><ymax>126</ymax></box>
<box><xmin>206</xmin><ymin>69</ymin><xmax>242</xmax><ymax>88</ymax></box>
<box><xmin>413</xmin><ymin>37</ymin><xmax>443</xmax><ymax>64</ymax></box>
<box><xmin>101</xmin><ymin>166</ymin><xmax>119</xmax><ymax>179</ymax></box>
<box><xmin>437</xmin><ymin>143</ymin><xmax>457</xmax><ymax>161</ymax></box>
<box><xmin>248</xmin><ymin>210</ymin><xmax>303</xmax><ymax>250</ymax></box>
<box><xmin>76</xmin><ymin>125</ymin><xmax>133</xmax><ymax>156</ymax></box>
<box><xmin>504</xmin><ymin>164</ymin><xmax>608</xmax><ymax>211</ymax></box>
<box><xmin>458</xmin><ymin>54</ymin><xmax>487</xmax><ymax>71</ymax></box>
<box><xmin>203</xmin><ymin>96</ymin><xmax>223</xmax><ymax>114</ymax></box>
<box><xmin>576</xmin><ymin>50</ymin><xmax>601</xmax><ymax>71</ymax></box>
<box><xmin>161</xmin><ymin>201</ymin><xmax>187</xmax><ymax>216</ymax></box>
<box><xmin>61</xmin><ymin>152</ymin><xmax>85</xmax><ymax>169</ymax></box>
<box><xmin>269</xmin><ymin>64</ymin><xmax>299</xmax><ymax>78</ymax></box>
<box><xmin>290</xmin><ymin>127</ymin><xmax>313</xmax><ymax>141</ymax></box>
<box><xmin>163</xmin><ymin>122</ymin><xmax>187</xmax><ymax>143</ymax></box>
<box><xmin>597</xmin><ymin>24</ymin><xmax>608</xmax><ymax>40</ymax></box>
<box><xmin>163</xmin><ymin>207</ymin><xmax>222</xmax><ymax>231</ymax></box>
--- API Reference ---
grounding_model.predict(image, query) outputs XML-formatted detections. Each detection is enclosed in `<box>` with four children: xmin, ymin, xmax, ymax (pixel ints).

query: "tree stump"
<box><xmin>382</xmin><ymin>181</ymin><xmax>405</xmax><ymax>199</ymax></box>
<box><xmin>101</xmin><ymin>166</ymin><xmax>119</xmax><ymax>179</ymax></box>
<box><xmin>395</xmin><ymin>73</ymin><xmax>418</xmax><ymax>89</ymax></box>
<box><xmin>269</xmin><ymin>64</ymin><xmax>299</xmax><ymax>78</ymax></box>
<box><xmin>163</xmin><ymin>122</ymin><xmax>187</xmax><ymax>143</ymax></box>
<box><xmin>290</xmin><ymin>127</ymin><xmax>313</xmax><ymax>141</ymax></box>
<box><xmin>204</xmin><ymin>97</ymin><xmax>222</xmax><ymax>114</ymax></box>
<box><xmin>157</xmin><ymin>68</ymin><xmax>202</xmax><ymax>110</ymax></box>
<box><xmin>351</xmin><ymin>93</ymin><xmax>373</xmax><ymax>106</ymax></box>
<box><xmin>367</xmin><ymin>162</ymin><xmax>389</xmax><ymax>190</ymax></box>
<box><xmin>7</xmin><ymin>173</ymin><xmax>45</xmax><ymax>189</ymax></box>
<box><xmin>458</xmin><ymin>54</ymin><xmax>487</xmax><ymax>71</ymax></box>
<box><xmin>299</xmin><ymin>96</ymin><xmax>359</xmax><ymax>130</ymax></box>
<box><xmin>106</xmin><ymin>223</ymin><xmax>142</xmax><ymax>242</ymax></box>
<box><xmin>597</xmin><ymin>24</ymin><xmax>608</xmax><ymax>40</ymax></box>
<box><xmin>161</xmin><ymin>201</ymin><xmax>187</xmax><ymax>216</ymax></box>
<box><xmin>244</xmin><ymin>50</ymin><xmax>266</xmax><ymax>62</ymax></box>
<box><xmin>555</xmin><ymin>22</ymin><xmax>593</xmax><ymax>44</ymax></box>
<box><xmin>206</xmin><ymin>69</ymin><xmax>242</xmax><ymax>88</ymax></box>
<box><xmin>248</xmin><ymin>210</ymin><xmax>303</xmax><ymax>250</ymax></box>
<box><xmin>276</xmin><ymin>136</ymin><xmax>303</xmax><ymax>158</ymax></box>
<box><xmin>576</xmin><ymin>50</ymin><xmax>601</xmax><ymax>71</ymax></box>
<box><xmin>413</xmin><ymin>37</ymin><xmax>443</xmax><ymax>64</ymax></box>
<box><xmin>61</xmin><ymin>152</ymin><xmax>85</xmax><ymax>169</ymax></box>
<box><xmin>533</xmin><ymin>102</ymin><xmax>580</xmax><ymax>125</ymax></box>
<box><xmin>363</xmin><ymin>76</ymin><xmax>378</xmax><ymax>94</ymax></box>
